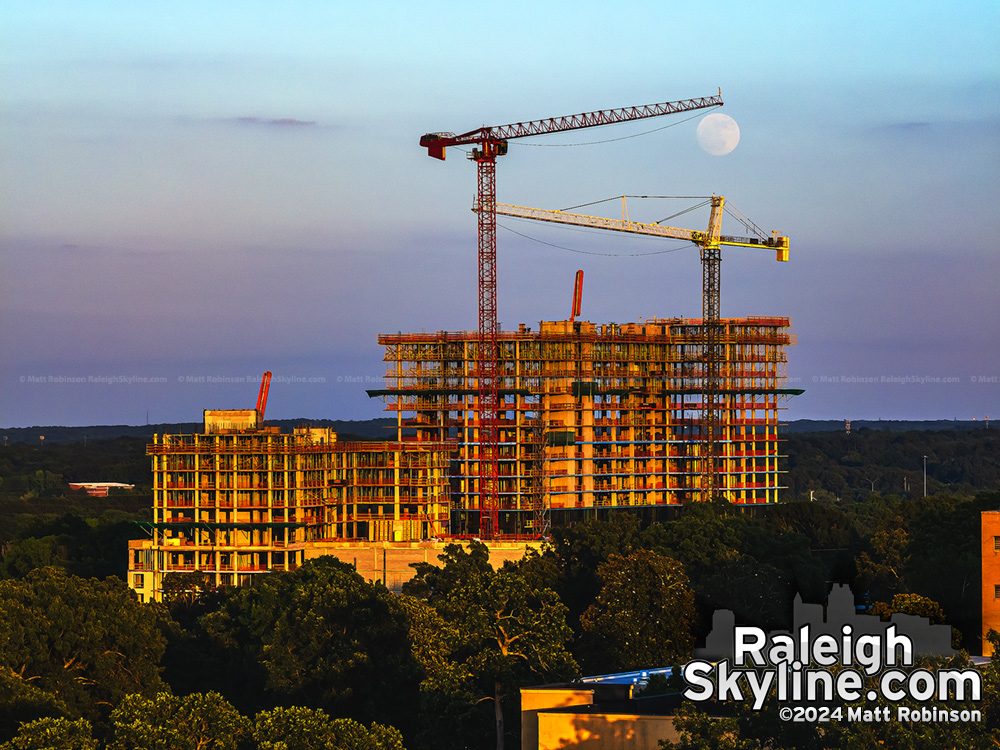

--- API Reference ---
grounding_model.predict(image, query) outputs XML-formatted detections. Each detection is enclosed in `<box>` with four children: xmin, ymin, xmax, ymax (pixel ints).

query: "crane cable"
<box><xmin>723</xmin><ymin>203</ymin><xmax>770</xmax><ymax>240</ymax></box>
<box><xmin>497</xmin><ymin>220</ymin><xmax>696</xmax><ymax>258</ymax></box>
<box><xmin>495</xmin><ymin>193</ymin><xmax>735</xmax><ymax>257</ymax></box>
<box><xmin>450</xmin><ymin>106</ymin><xmax>719</xmax><ymax>156</ymax></box>
<box><xmin>510</xmin><ymin>108</ymin><xmax>717</xmax><ymax>148</ymax></box>
<box><xmin>555</xmin><ymin>195</ymin><xmax>715</xmax><ymax>225</ymax></box>
<box><xmin>506</xmin><ymin>194</ymin><xmax>772</xmax><ymax>242</ymax></box>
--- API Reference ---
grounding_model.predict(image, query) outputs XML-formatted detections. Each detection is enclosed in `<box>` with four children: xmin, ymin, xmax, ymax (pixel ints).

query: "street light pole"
<box><xmin>923</xmin><ymin>455</ymin><xmax>927</xmax><ymax>497</ymax></box>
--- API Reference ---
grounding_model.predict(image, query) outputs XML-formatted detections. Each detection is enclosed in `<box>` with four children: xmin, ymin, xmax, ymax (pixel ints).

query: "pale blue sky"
<box><xmin>2</xmin><ymin>1</ymin><xmax>998</xmax><ymax>427</ymax></box>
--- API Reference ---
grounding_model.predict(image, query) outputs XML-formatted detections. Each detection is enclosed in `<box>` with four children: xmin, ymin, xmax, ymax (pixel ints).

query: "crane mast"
<box><xmin>702</xmin><ymin>198</ymin><xmax>724</xmax><ymax>502</ymax></box>
<box><xmin>420</xmin><ymin>93</ymin><xmax>722</xmax><ymax>538</ymax></box>
<box><xmin>475</xmin><ymin>148</ymin><xmax>500</xmax><ymax>539</ymax></box>
<box><xmin>489</xmin><ymin>199</ymin><xmax>788</xmax><ymax>502</ymax></box>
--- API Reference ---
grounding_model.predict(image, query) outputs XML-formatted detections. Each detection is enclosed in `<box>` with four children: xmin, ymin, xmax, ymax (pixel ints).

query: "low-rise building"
<box><xmin>68</xmin><ymin>482</ymin><xmax>135</xmax><ymax>496</ymax></box>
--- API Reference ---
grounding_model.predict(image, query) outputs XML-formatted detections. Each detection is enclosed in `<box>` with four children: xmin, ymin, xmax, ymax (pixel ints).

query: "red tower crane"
<box><xmin>419</xmin><ymin>91</ymin><xmax>723</xmax><ymax>538</ymax></box>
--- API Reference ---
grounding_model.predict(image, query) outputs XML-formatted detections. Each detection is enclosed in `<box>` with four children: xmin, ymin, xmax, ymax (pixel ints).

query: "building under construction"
<box><xmin>126</xmin><ymin>314</ymin><xmax>797</xmax><ymax>600</ymax></box>
<box><xmin>128</xmin><ymin>408</ymin><xmax>455</xmax><ymax>600</ymax></box>
<box><xmin>372</xmin><ymin>314</ymin><xmax>797</xmax><ymax>536</ymax></box>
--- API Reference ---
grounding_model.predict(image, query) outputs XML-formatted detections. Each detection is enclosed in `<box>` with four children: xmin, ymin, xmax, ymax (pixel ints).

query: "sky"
<box><xmin>2</xmin><ymin>0</ymin><xmax>998</xmax><ymax>428</ymax></box>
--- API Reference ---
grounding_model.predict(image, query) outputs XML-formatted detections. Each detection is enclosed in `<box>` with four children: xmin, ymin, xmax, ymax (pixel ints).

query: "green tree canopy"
<box><xmin>401</xmin><ymin>540</ymin><xmax>492</xmax><ymax>601</ymax></box>
<box><xmin>0</xmin><ymin>717</ymin><xmax>97</xmax><ymax>750</ymax></box>
<box><xmin>0</xmin><ymin>668</ymin><xmax>71</xmax><ymax>741</ymax></box>
<box><xmin>0</xmin><ymin>568</ymin><xmax>169</xmax><ymax>722</ymax></box>
<box><xmin>872</xmin><ymin>592</ymin><xmax>946</xmax><ymax>623</ymax></box>
<box><xmin>640</xmin><ymin>502</ymin><xmax>747</xmax><ymax>580</ymax></box>
<box><xmin>398</xmin><ymin>595</ymin><xmax>491</xmax><ymax>750</ymax></box>
<box><xmin>252</xmin><ymin>706</ymin><xmax>404</xmax><ymax>750</ymax></box>
<box><xmin>438</xmin><ymin>567</ymin><xmax>578</xmax><ymax>750</ymax></box>
<box><xmin>579</xmin><ymin>549</ymin><xmax>695</xmax><ymax>673</ymax></box>
<box><xmin>854</xmin><ymin>516</ymin><xmax>910</xmax><ymax>600</ymax></box>
<box><xmin>0</xmin><ymin>536</ymin><xmax>68</xmax><ymax>579</ymax></box>
<box><xmin>546</xmin><ymin>512</ymin><xmax>643</xmax><ymax>621</ymax></box>
<box><xmin>108</xmin><ymin>692</ymin><xmax>248</xmax><ymax>750</ymax></box>
<box><xmin>199</xmin><ymin>557</ymin><xmax>420</xmax><ymax>734</ymax></box>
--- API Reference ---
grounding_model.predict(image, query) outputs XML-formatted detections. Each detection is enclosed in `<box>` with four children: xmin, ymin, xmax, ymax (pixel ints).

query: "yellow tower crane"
<box><xmin>485</xmin><ymin>197</ymin><xmax>789</xmax><ymax>502</ymax></box>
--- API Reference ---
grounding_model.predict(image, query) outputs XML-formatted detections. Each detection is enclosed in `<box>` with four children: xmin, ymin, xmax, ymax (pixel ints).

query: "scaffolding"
<box><xmin>128</xmin><ymin>417</ymin><xmax>453</xmax><ymax>601</ymax></box>
<box><xmin>372</xmin><ymin>316</ymin><xmax>798</xmax><ymax>535</ymax></box>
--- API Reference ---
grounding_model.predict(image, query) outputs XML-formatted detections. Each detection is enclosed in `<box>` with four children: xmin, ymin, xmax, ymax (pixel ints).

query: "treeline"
<box><xmin>785</xmin><ymin>428</ymin><xmax>1000</xmax><ymax>501</ymax></box>
<box><xmin>3</xmin><ymin>427</ymin><xmax>998</xmax><ymax>509</ymax></box>
<box><xmin>0</xmin><ymin>437</ymin><xmax>152</xmax><ymax>494</ymax></box>
<box><xmin>0</xmin><ymin>437</ymin><xmax>150</xmax><ymax>581</ymax></box>
<box><xmin>0</xmin><ymin>419</ymin><xmax>396</xmax><ymax>444</ymax></box>
<box><xmin>3</xmin><ymin>491</ymin><xmax>1000</xmax><ymax>748</ymax></box>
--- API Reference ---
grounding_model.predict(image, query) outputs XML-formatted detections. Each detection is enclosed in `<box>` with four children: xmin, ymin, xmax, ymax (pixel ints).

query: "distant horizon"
<box><xmin>1</xmin><ymin>415</ymin><xmax>993</xmax><ymax>433</ymax></box>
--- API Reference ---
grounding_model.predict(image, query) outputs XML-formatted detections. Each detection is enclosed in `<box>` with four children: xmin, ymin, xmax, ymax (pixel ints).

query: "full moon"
<box><xmin>696</xmin><ymin>113</ymin><xmax>740</xmax><ymax>156</ymax></box>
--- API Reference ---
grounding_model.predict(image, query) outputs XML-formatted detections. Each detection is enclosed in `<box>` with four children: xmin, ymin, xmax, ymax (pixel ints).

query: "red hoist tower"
<box><xmin>419</xmin><ymin>92</ymin><xmax>723</xmax><ymax>538</ymax></box>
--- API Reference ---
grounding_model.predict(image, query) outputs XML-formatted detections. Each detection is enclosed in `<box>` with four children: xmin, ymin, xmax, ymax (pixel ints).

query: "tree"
<box><xmin>854</xmin><ymin>517</ymin><xmax>910</xmax><ymax>600</ymax></box>
<box><xmin>906</xmin><ymin>496</ymin><xmax>985</xmax><ymax>650</ymax></box>
<box><xmin>579</xmin><ymin>550</ymin><xmax>695</xmax><ymax>673</ymax></box>
<box><xmin>438</xmin><ymin>568</ymin><xmax>578</xmax><ymax>750</ymax></box>
<box><xmin>173</xmin><ymin>587</ymin><xmax>269</xmax><ymax>712</ymax></box>
<box><xmin>108</xmin><ymin>692</ymin><xmax>248</xmax><ymax>750</ymax></box>
<box><xmin>397</xmin><ymin>596</ymin><xmax>487</xmax><ymax>750</ymax></box>
<box><xmin>872</xmin><ymin>593</ymin><xmax>961</xmax><ymax>649</ymax></box>
<box><xmin>160</xmin><ymin>571</ymin><xmax>218</xmax><ymax>628</ymax></box>
<box><xmin>252</xmin><ymin>707</ymin><xmax>404</xmax><ymax>750</ymax></box>
<box><xmin>0</xmin><ymin>568</ymin><xmax>169</xmax><ymax>721</ymax></box>
<box><xmin>0</xmin><ymin>536</ymin><xmax>66</xmax><ymax>579</ymax></box>
<box><xmin>872</xmin><ymin>592</ymin><xmax>946</xmax><ymax>623</ymax></box>
<box><xmin>503</xmin><ymin>546</ymin><xmax>562</xmax><ymax>595</ymax></box>
<box><xmin>547</xmin><ymin>512</ymin><xmax>643</xmax><ymax>621</ymax></box>
<box><xmin>0</xmin><ymin>717</ymin><xmax>97</xmax><ymax>750</ymax></box>
<box><xmin>199</xmin><ymin>557</ymin><xmax>420</xmax><ymax>733</ymax></box>
<box><xmin>401</xmin><ymin>540</ymin><xmax>492</xmax><ymax>601</ymax></box>
<box><xmin>697</xmin><ymin>555</ymin><xmax>795</xmax><ymax>632</ymax></box>
<box><xmin>0</xmin><ymin>668</ymin><xmax>71</xmax><ymax>742</ymax></box>
<box><xmin>738</xmin><ymin>524</ymin><xmax>828</xmax><ymax>606</ymax></box>
<box><xmin>0</xmin><ymin>512</ymin><xmax>148</xmax><ymax>581</ymax></box>
<box><xmin>639</xmin><ymin>502</ymin><xmax>746</xmax><ymax>581</ymax></box>
<box><xmin>660</xmin><ymin>702</ymin><xmax>760</xmax><ymax>750</ymax></box>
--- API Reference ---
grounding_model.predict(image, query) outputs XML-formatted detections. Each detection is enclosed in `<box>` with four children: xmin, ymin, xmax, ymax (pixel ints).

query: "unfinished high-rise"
<box><xmin>128</xmin><ymin>409</ymin><xmax>454</xmax><ymax>601</ymax></box>
<box><xmin>371</xmin><ymin>315</ymin><xmax>798</xmax><ymax>536</ymax></box>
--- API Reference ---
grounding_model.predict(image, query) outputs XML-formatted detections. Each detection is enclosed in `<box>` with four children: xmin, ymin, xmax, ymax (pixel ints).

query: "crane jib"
<box><xmin>419</xmin><ymin>92</ymin><xmax>723</xmax><ymax>156</ymax></box>
<box><xmin>488</xmin><ymin>201</ymin><xmax>790</xmax><ymax>261</ymax></box>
